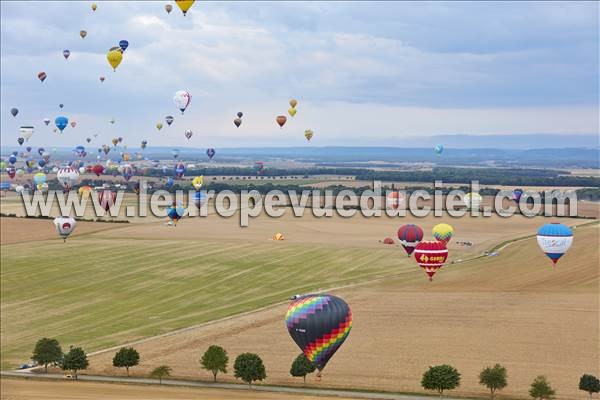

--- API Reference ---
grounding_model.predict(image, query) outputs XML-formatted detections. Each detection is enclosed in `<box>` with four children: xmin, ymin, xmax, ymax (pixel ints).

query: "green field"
<box><xmin>1</xmin><ymin>233</ymin><xmax>409</xmax><ymax>369</ymax></box>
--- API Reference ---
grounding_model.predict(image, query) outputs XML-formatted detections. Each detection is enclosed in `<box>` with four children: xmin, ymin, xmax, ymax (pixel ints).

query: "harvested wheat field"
<box><xmin>0</xmin><ymin>378</ymin><xmax>359</xmax><ymax>400</ymax></box>
<box><xmin>87</xmin><ymin>223</ymin><xmax>599</xmax><ymax>400</ymax></box>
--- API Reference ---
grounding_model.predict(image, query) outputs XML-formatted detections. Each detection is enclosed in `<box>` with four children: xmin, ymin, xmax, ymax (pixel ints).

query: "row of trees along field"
<box><xmin>32</xmin><ymin>338</ymin><xmax>600</xmax><ymax>398</ymax></box>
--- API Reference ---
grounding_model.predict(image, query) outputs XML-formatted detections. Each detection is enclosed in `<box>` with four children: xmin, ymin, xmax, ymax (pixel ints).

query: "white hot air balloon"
<box><xmin>53</xmin><ymin>216</ymin><xmax>77</xmax><ymax>242</ymax></box>
<box><xmin>464</xmin><ymin>192</ymin><xmax>482</xmax><ymax>210</ymax></box>
<box><xmin>173</xmin><ymin>90</ymin><xmax>191</xmax><ymax>114</ymax></box>
<box><xmin>536</xmin><ymin>223</ymin><xmax>573</xmax><ymax>266</ymax></box>
<box><xmin>19</xmin><ymin>126</ymin><xmax>34</xmax><ymax>141</ymax></box>
<box><xmin>56</xmin><ymin>166</ymin><xmax>80</xmax><ymax>191</ymax></box>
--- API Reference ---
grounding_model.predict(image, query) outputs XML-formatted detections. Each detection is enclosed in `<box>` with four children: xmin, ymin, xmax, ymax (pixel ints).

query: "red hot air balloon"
<box><xmin>276</xmin><ymin>115</ymin><xmax>287</xmax><ymax>128</ymax></box>
<box><xmin>413</xmin><ymin>241</ymin><xmax>448</xmax><ymax>281</ymax></box>
<box><xmin>285</xmin><ymin>294</ymin><xmax>352</xmax><ymax>375</ymax></box>
<box><xmin>397</xmin><ymin>224</ymin><xmax>424</xmax><ymax>256</ymax></box>
<box><xmin>92</xmin><ymin>164</ymin><xmax>105</xmax><ymax>177</ymax></box>
<box><xmin>98</xmin><ymin>190</ymin><xmax>116</xmax><ymax>212</ymax></box>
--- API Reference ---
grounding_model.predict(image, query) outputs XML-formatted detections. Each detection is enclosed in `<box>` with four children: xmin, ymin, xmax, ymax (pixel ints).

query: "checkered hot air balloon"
<box><xmin>285</xmin><ymin>294</ymin><xmax>352</xmax><ymax>374</ymax></box>
<box><xmin>536</xmin><ymin>223</ymin><xmax>573</xmax><ymax>266</ymax></box>
<box><xmin>397</xmin><ymin>224</ymin><xmax>424</xmax><ymax>256</ymax></box>
<box><xmin>413</xmin><ymin>241</ymin><xmax>448</xmax><ymax>281</ymax></box>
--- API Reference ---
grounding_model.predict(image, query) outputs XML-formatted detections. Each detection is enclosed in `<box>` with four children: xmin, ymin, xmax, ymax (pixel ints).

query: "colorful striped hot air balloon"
<box><xmin>397</xmin><ymin>224</ymin><xmax>424</xmax><ymax>256</ymax></box>
<box><xmin>432</xmin><ymin>223</ymin><xmax>454</xmax><ymax>244</ymax></box>
<box><xmin>536</xmin><ymin>223</ymin><xmax>573</xmax><ymax>266</ymax></box>
<box><xmin>285</xmin><ymin>294</ymin><xmax>352</xmax><ymax>374</ymax></box>
<box><xmin>413</xmin><ymin>241</ymin><xmax>448</xmax><ymax>281</ymax></box>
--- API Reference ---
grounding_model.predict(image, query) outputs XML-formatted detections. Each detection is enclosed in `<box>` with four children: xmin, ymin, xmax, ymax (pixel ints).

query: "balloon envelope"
<box><xmin>432</xmin><ymin>223</ymin><xmax>454</xmax><ymax>244</ymax></box>
<box><xmin>413</xmin><ymin>241</ymin><xmax>448</xmax><ymax>280</ymax></box>
<box><xmin>53</xmin><ymin>216</ymin><xmax>76</xmax><ymax>241</ymax></box>
<box><xmin>536</xmin><ymin>223</ymin><xmax>573</xmax><ymax>265</ymax></box>
<box><xmin>276</xmin><ymin>115</ymin><xmax>287</xmax><ymax>128</ymax></box>
<box><xmin>397</xmin><ymin>224</ymin><xmax>423</xmax><ymax>256</ymax></box>
<box><xmin>175</xmin><ymin>0</ymin><xmax>195</xmax><ymax>15</ymax></box>
<box><xmin>55</xmin><ymin>116</ymin><xmax>68</xmax><ymax>132</ymax></box>
<box><xmin>173</xmin><ymin>90</ymin><xmax>191</xmax><ymax>114</ymax></box>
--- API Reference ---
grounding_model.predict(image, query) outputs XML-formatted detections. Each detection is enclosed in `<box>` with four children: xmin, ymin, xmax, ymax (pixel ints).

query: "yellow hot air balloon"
<box><xmin>304</xmin><ymin>129</ymin><xmax>314</xmax><ymax>141</ymax></box>
<box><xmin>156</xmin><ymin>122</ymin><xmax>163</xmax><ymax>131</ymax></box>
<box><xmin>107</xmin><ymin>47</ymin><xmax>123</xmax><ymax>71</ymax></box>
<box><xmin>432</xmin><ymin>223</ymin><xmax>454</xmax><ymax>244</ymax></box>
<box><xmin>175</xmin><ymin>0</ymin><xmax>195</xmax><ymax>16</ymax></box>
<box><xmin>122</xmin><ymin>153</ymin><xmax>131</xmax><ymax>161</ymax></box>
<box><xmin>78</xmin><ymin>185</ymin><xmax>93</xmax><ymax>197</ymax></box>
<box><xmin>289</xmin><ymin>99</ymin><xmax>298</xmax><ymax>108</ymax></box>
<box><xmin>288</xmin><ymin>107</ymin><xmax>297</xmax><ymax>117</ymax></box>
<box><xmin>192</xmin><ymin>176</ymin><xmax>203</xmax><ymax>190</ymax></box>
<box><xmin>91</xmin><ymin>3</ymin><xmax>97</xmax><ymax>11</ymax></box>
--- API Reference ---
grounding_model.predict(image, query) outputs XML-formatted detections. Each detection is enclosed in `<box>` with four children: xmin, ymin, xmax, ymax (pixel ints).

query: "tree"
<box><xmin>579</xmin><ymin>374</ymin><xmax>600</xmax><ymax>400</ymax></box>
<box><xmin>32</xmin><ymin>338</ymin><xmax>62</xmax><ymax>373</ymax></box>
<box><xmin>421</xmin><ymin>364</ymin><xmax>461</xmax><ymax>398</ymax></box>
<box><xmin>234</xmin><ymin>353</ymin><xmax>266</xmax><ymax>387</ymax></box>
<box><xmin>479</xmin><ymin>364</ymin><xmax>508</xmax><ymax>399</ymax></box>
<box><xmin>290</xmin><ymin>353</ymin><xmax>316</xmax><ymax>383</ymax></box>
<box><xmin>150</xmin><ymin>365</ymin><xmax>172</xmax><ymax>384</ymax></box>
<box><xmin>200</xmin><ymin>345</ymin><xmax>228</xmax><ymax>382</ymax></box>
<box><xmin>529</xmin><ymin>375</ymin><xmax>555</xmax><ymax>400</ymax></box>
<box><xmin>60</xmin><ymin>346</ymin><xmax>88</xmax><ymax>379</ymax></box>
<box><xmin>112</xmin><ymin>347</ymin><xmax>140</xmax><ymax>376</ymax></box>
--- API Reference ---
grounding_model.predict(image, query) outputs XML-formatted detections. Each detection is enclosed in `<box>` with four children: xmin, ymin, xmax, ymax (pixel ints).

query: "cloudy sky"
<box><xmin>1</xmin><ymin>1</ymin><xmax>598</xmax><ymax>149</ymax></box>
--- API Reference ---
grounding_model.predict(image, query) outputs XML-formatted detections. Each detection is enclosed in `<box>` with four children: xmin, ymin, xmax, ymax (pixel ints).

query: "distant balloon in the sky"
<box><xmin>17</xmin><ymin>137</ymin><xmax>24</xmax><ymax>146</ymax></box>
<box><xmin>172</xmin><ymin>149</ymin><xmax>180</xmax><ymax>159</ymax></box>
<box><xmin>237</xmin><ymin>112</ymin><xmax>243</xmax><ymax>118</ymax></box>
<box><xmin>107</xmin><ymin>47</ymin><xmax>123</xmax><ymax>71</ymax></box>
<box><xmin>184</xmin><ymin>130</ymin><xmax>193</xmax><ymax>139</ymax></box>
<box><xmin>55</xmin><ymin>117</ymin><xmax>68</xmax><ymax>133</ymax></box>
<box><xmin>288</xmin><ymin>107</ymin><xmax>297</xmax><ymax>117</ymax></box>
<box><xmin>110</xmin><ymin>117</ymin><xmax>116</xmax><ymax>124</ymax></box>
<box><xmin>165</xmin><ymin>4</ymin><xmax>173</xmax><ymax>13</ymax></box>
<box><xmin>99</xmin><ymin>76</ymin><xmax>105</xmax><ymax>82</ymax></box>
<box><xmin>43</xmin><ymin>118</ymin><xmax>50</xmax><ymax>125</ymax></box>
<box><xmin>80</xmin><ymin>30</ymin><xmax>87</xmax><ymax>39</ymax></box>
<box><xmin>141</xmin><ymin>140</ymin><xmax>147</xmax><ymax>149</ymax></box>
<box><xmin>91</xmin><ymin>3</ymin><xmax>97</xmax><ymax>11</ymax></box>
<box><xmin>59</xmin><ymin>103</ymin><xmax>64</xmax><ymax>109</ymax></box>
<box><xmin>304</xmin><ymin>129</ymin><xmax>313</xmax><ymax>142</ymax></box>
<box><xmin>206</xmin><ymin>148</ymin><xmax>215</xmax><ymax>160</ymax></box>
<box><xmin>86</xmin><ymin>137</ymin><xmax>91</xmax><ymax>143</ymax></box>
<box><xmin>10</xmin><ymin>108</ymin><xmax>18</xmax><ymax>117</ymax></box>
<box><xmin>434</xmin><ymin>145</ymin><xmax>444</xmax><ymax>155</ymax></box>
<box><xmin>37</xmin><ymin>71</ymin><xmax>47</xmax><ymax>82</ymax></box>
<box><xmin>63</xmin><ymin>49</ymin><xmax>70</xmax><ymax>59</ymax></box>
<box><xmin>175</xmin><ymin>0</ymin><xmax>195</xmax><ymax>16</ymax></box>
<box><xmin>276</xmin><ymin>115</ymin><xmax>287</xmax><ymax>128</ymax></box>
<box><xmin>119</xmin><ymin>40</ymin><xmax>129</xmax><ymax>52</ymax></box>
<box><xmin>19</xmin><ymin>126</ymin><xmax>34</xmax><ymax>141</ymax></box>
<box><xmin>165</xmin><ymin>115</ymin><xmax>174</xmax><ymax>126</ymax></box>
<box><xmin>173</xmin><ymin>90</ymin><xmax>191</xmax><ymax>114</ymax></box>
<box><xmin>156</xmin><ymin>122</ymin><xmax>163</xmax><ymax>131</ymax></box>
<box><xmin>234</xmin><ymin>117</ymin><xmax>242</xmax><ymax>127</ymax></box>
<box><xmin>70</xmin><ymin>121</ymin><xmax>77</xmax><ymax>128</ymax></box>
<box><xmin>289</xmin><ymin>99</ymin><xmax>298</xmax><ymax>108</ymax></box>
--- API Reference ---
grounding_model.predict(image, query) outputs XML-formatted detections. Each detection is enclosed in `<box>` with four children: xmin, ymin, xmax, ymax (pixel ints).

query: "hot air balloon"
<box><xmin>175</xmin><ymin>0</ymin><xmax>195</xmax><ymax>16</ymax></box>
<box><xmin>434</xmin><ymin>145</ymin><xmax>444</xmax><ymax>155</ymax></box>
<box><xmin>172</xmin><ymin>149</ymin><xmax>180</xmax><ymax>159</ymax></box>
<box><xmin>165</xmin><ymin>115</ymin><xmax>174</xmax><ymax>126</ymax></box>
<box><xmin>107</xmin><ymin>47</ymin><xmax>123</xmax><ymax>71</ymax></box>
<box><xmin>74</xmin><ymin>145</ymin><xmax>86</xmax><ymax>158</ymax></box>
<box><xmin>112</xmin><ymin>138</ymin><xmax>119</xmax><ymax>147</ymax></box>
<box><xmin>156</xmin><ymin>122</ymin><xmax>163</xmax><ymax>131</ymax></box>
<box><xmin>56</xmin><ymin>166</ymin><xmax>79</xmax><ymax>191</ymax></box>
<box><xmin>165</xmin><ymin>177</ymin><xmax>174</xmax><ymax>189</ymax></box>
<box><xmin>192</xmin><ymin>176</ymin><xmax>203</xmax><ymax>190</ymax></box>
<box><xmin>397</xmin><ymin>224</ymin><xmax>423</xmax><ymax>256</ymax></box>
<box><xmin>237</xmin><ymin>111</ymin><xmax>243</xmax><ymax>118</ymax></box>
<box><xmin>33</xmin><ymin>172</ymin><xmax>47</xmax><ymax>186</ymax></box>
<box><xmin>432</xmin><ymin>223</ymin><xmax>454</xmax><ymax>244</ymax></box>
<box><xmin>6</xmin><ymin>166</ymin><xmax>16</xmax><ymax>180</ymax></box>
<box><xmin>70</xmin><ymin>121</ymin><xmax>77</xmax><ymax>128</ymax></box>
<box><xmin>285</xmin><ymin>294</ymin><xmax>352</xmax><ymax>374</ymax></box>
<box><xmin>37</xmin><ymin>71</ymin><xmax>47</xmax><ymax>82</ymax></box>
<box><xmin>63</xmin><ymin>49</ymin><xmax>70</xmax><ymax>59</ymax></box>
<box><xmin>53</xmin><ymin>216</ymin><xmax>76</xmax><ymax>242</ymax></box>
<box><xmin>194</xmin><ymin>191</ymin><xmax>206</xmax><ymax>209</ymax></box>
<box><xmin>166</xmin><ymin>202</ymin><xmax>185</xmax><ymax>225</ymax></box>
<box><xmin>175</xmin><ymin>163</ymin><xmax>185</xmax><ymax>178</ymax></box>
<box><xmin>289</xmin><ymin>99</ymin><xmax>298</xmax><ymax>108</ymax></box>
<box><xmin>184</xmin><ymin>130</ymin><xmax>193</xmax><ymax>139</ymax></box>
<box><xmin>288</xmin><ymin>107</ymin><xmax>297</xmax><ymax>117</ymax></box>
<box><xmin>413</xmin><ymin>241</ymin><xmax>448</xmax><ymax>280</ymax></box>
<box><xmin>78</xmin><ymin>185</ymin><xmax>93</xmax><ymax>198</ymax></box>
<box><xmin>119</xmin><ymin>40</ymin><xmax>129</xmax><ymax>52</ymax></box>
<box><xmin>110</xmin><ymin>117</ymin><xmax>116</xmax><ymax>124</ymax></box>
<box><xmin>173</xmin><ymin>90</ymin><xmax>191</xmax><ymax>114</ymax></box>
<box><xmin>206</xmin><ymin>148</ymin><xmax>215</xmax><ymax>160</ymax></box>
<box><xmin>464</xmin><ymin>192</ymin><xmax>482</xmax><ymax>210</ymax></box>
<box><xmin>19</xmin><ymin>126</ymin><xmax>34</xmax><ymax>141</ymax></box>
<box><xmin>276</xmin><ymin>115</ymin><xmax>287</xmax><ymax>128</ymax></box>
<box><xmin>304</xmin><ymin>129</ymin><xmax>314</xmax><ymax>142</ymax></box>
<box><xmin>55</xmin><ymin>116</ymin><xmax>68</xmax><ymax>133</ymax></box>
<box><xmin>165</xmin><ymin>4</ymin><xmax>173</xmax><ymax>13</ymax></box>
<box><xmin>386</xmin><ymin>191</ymin><xmax>405</xmax><ymax>210</ymax></box>
<box><xmin>536</xmin><ymin>223</ymin><xmax>573</xmax><ymax>266</ymax></box>
<box><xmin>80</xmin><ymin>30</ymin><xmax>87</xmax><ymax>39</ymax></box>
<box><xmin>121</xmin><ymin>164</ymin><xmax>134</xmax><ymax>181</ymax></box>
<box><xmin>92</xmin><ymin>164</ymin><xmax>105</xmax><ymax>177</ymax></box>
<box><xmin>234</xmin><ymin>117</ymin><xmax>242</xmax><ymax>127</ymax></box>
<box><xmin>10</xmin><ymin>108</ymin><xmax>18</xmax><ymax>117</ymax></box>
<box><xmin>91</xmin><ymin>3</ymin><xmax>97</xmax><ymax>11</ymax></box>
<box><xmin>59</xmin><ymin>103</ymin><xmax>64</xmax><ymax>109</ymax></box>
<box><xmin>17</xmin><ymin>138</ymin><xmax>24</xmax><ymax>146</ymax></box>
<box><xmin>512</xmin><ymin>189</ymin><xmax>523</xmax><ymax>202</ymax></box>
<box><xmin>98</xmin><ymin>189</ymin><xmax>116</xmax><ymax>212</ymax></box>
<box><xmin>141</xmin><ymin>140</ymin><xmax>147</xmax><ymax>149</ymax></box>
<box><xmin>253</xmin><ymin>161</ymin><xmax>265</xmax><ymax>175</ymax></box>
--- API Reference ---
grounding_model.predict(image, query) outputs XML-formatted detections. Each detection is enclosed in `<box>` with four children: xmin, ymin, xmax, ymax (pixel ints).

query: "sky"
<box><xmin>1</xmin><ymin>1</ymin><xmax>598</xmax><ymax>149</ymax></box>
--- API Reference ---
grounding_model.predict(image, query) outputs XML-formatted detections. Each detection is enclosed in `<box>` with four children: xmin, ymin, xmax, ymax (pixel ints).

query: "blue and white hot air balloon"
<box><xmin>536</xmin><ymin>223</ymin><xmax>573</xmax><ymax>266</ymax></box>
